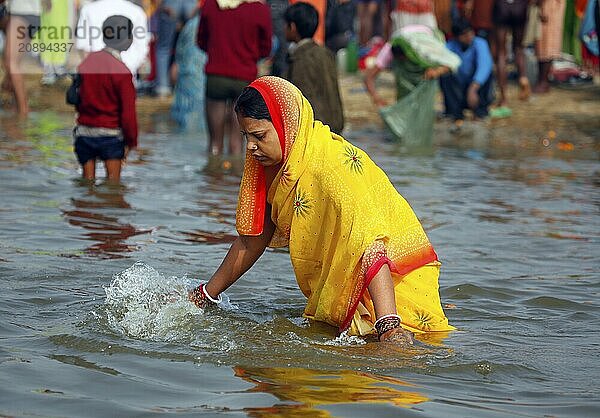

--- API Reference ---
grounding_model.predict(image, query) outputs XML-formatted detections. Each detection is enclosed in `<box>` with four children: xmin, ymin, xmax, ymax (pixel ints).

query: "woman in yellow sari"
<box><xmin>189</xmin><ymin>76</ymin><xmax>454</xmax><ymax>343</ymax></box>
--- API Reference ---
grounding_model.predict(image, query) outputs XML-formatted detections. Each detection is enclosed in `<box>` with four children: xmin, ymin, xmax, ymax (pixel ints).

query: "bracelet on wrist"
<box><xmin>189</xmin><ymin>283</ymin><xmax>222</xmax><ymax>308</ymax></box>
<box><xmin>200</xmin><ymin>283</ymin><xmax>222</xmax><ymax>304</ymax></box>
<box><xmin>374</xmin><ymin>314</ymin><xmax>402</xmax><ymax>337</ymax></box>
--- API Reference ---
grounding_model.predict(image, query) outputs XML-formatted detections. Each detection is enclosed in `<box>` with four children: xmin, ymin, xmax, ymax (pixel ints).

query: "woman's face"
<box><xmin>237</xmin><ymin>115</ymin><xmax>283</xmax><ymax>167</ymax></box>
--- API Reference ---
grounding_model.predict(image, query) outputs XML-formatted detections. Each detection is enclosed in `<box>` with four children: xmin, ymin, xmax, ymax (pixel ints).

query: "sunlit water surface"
<box><xmin>1</xmin><ymin>111</ymin><xmax>599</xmax><ymax>417</ymax></box>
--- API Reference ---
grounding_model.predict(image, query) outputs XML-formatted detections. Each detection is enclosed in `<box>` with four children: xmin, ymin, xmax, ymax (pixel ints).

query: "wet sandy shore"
<box><xmin>339</xmin><ymin>71</ymin><xmax>599</xmax><ymax>155</ymax></box>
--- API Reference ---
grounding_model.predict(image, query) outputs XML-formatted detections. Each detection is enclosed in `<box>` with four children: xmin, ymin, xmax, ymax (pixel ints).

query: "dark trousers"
<box><xmin>439</xmin><ymin>74</ymin><xmax>495</xmax><ymax>120</ymax></box>
<box><xmin>268</xmin><ymin>0</ymin><xmax>289</xmax><ymax>76</ymax></box>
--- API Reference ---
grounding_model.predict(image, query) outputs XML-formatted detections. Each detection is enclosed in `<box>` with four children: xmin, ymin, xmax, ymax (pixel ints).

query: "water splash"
<box><xmin>103</xmin><ymin>262</ymin><xmax>221</xmax><ymax>341</ymax></box>
<box><xmin>321</xmin><ymin>331</ymin><xmax>367</xmax><ymax>346</ymax></box>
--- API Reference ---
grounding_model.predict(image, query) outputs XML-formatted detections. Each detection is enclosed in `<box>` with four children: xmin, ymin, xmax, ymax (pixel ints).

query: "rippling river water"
<box><xmin>1</xmin><ymin>111</ymin><xmax>599</xmax><ymax>417</ymax></box>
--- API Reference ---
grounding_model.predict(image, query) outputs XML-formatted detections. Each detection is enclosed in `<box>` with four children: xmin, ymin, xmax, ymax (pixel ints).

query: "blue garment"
<box><xmin>156</xmin><ymin>0</ymin><xmax>198</xmax><ymax>91</ymax></box>
<box><xmin>171</xmin><ymin>15</ymin><xmax>207</xmax><ymax>130</ymax></box>
<box><xmin>440</xmin><ymin>73</ymin><xmax>495</xmax><ymax>120</ymax></box>
<box><xmin>446</xmin><ymin>36</ymin><xmax>493</xmax><ymax>86</ymax></box>
<box><xmin>580</xmin><ymin>0</ymin><xmax>599</xmax><ymax>56</ymax></box>
<box><xmin>74</xmin><ymin>135</ymin><xmax>125</xmax><ymax>165</ymax></box>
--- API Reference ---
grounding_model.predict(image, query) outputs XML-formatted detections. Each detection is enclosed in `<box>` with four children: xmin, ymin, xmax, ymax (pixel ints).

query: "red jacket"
<box><xmin>77</xmin><ymin>51</ymin><xmax>138</xmax><ymax>148</ymax></box>
<box><xmin>197</xmin><ymin>0</ymin><xmax>272</xmax><ymax>82</ymax></box>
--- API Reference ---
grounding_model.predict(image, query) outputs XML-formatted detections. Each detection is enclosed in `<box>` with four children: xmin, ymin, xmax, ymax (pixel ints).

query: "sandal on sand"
<box><xmin>518</xmin><ymin>77</ymin><xmax>531</xmax><ymax>101</ymax></box>
<box><xmin>490</xmin><ymin>106</ymin><xmax>512</xmax><ymax>119</ymax></box>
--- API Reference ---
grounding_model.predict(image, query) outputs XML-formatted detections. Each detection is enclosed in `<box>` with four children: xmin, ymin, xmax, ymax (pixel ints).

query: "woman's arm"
<box><xmin>363</xmin><ymin>65</ymin><xmax>387</xmax><ymax>107</ymax></box>
<box><xmin>202</xmin><ymin>205</ymin><xmax>276</xmax><ymax>299</ymax></box>
<box><xmin>423</xmin><ymin>65</ymin><xmax>450</xmax><ymax>80</ymax></box>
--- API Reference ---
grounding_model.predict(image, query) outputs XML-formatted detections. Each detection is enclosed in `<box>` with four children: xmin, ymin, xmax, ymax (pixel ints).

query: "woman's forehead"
<box><xmin>239</xmin><ymin>116</ymin><xmax>274</xmax><ymax>131</ymax></box>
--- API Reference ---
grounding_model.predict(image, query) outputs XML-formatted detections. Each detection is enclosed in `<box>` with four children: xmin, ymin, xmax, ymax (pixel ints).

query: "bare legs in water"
<box><xmin>206</xmin><ymin>98</ymin><xmax>243</xmax><ymax>156</ymax></box>
<box><xmin>81</xmin><ymin>157</ymin><xmax>126</xmax><ymax>182</ymax></box>
<box><xmin>494</xmin><ymin>23</ymin><xmax>530</xmax><ymax>106</ymax></box>
<box><xmin>3</xmin><ymin>16</ymin><xmax>32</xmax><ymax>116</ymax></box>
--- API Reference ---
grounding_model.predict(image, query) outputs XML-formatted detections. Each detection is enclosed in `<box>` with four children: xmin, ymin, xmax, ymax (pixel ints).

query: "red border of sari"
<box><xmin>238</xmin><ymin>79</ymin><xmax>288</xmax><ymax>235</ymax></box>
<box><xmin>339</xmin><ymin>247</ymin><xmax>438</xmax><ymax>332</ymax></box>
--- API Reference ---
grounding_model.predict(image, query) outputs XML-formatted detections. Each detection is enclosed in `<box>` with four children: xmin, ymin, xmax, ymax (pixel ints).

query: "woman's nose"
<box><xmin>247</xmin><ymin>141</ymin><xmax>258</xmax><ymax>151</ymax></box>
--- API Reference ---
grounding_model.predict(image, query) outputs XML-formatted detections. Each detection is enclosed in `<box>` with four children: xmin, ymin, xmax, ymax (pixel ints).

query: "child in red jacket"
<box><xmin>74</xmin><ymin>15</ymin><xmax>138</xmax><ymax>182</ymax></box>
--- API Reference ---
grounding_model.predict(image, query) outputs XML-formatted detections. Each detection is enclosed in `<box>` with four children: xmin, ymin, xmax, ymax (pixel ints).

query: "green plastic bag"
<box><xmin>379</xmin><ymin>80</ymin><xmax>437</xmax><ymax>145</ymax></box>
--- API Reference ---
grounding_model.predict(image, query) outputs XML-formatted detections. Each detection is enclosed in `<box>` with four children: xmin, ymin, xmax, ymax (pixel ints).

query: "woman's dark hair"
<box><xmin>234</xmin><ymin>87</ymin><xmax>272</xmax><ymax>121</ymax></box>
<box><xmin>283</xmin><ymin>2</ymin><xmax>319</xmax><ymax>39</ymax></box>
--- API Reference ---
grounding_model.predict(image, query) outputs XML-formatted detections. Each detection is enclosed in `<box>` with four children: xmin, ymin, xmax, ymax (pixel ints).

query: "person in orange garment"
<box><xmin>534</xmin><ymin>0</ymin><xmax>567</xmax><ymax>94</ymax></box>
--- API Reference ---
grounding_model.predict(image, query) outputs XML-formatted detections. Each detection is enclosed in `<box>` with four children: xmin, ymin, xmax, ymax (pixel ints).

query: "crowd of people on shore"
<box><xmin>359</xmin><ymin>0</ymin><xmax>599</xmax><ymax>137</ymax></box>
<box><xmin>0</xmin><ymin>1</ymin><xmax>598</xmax><ymax>163</ymax></box>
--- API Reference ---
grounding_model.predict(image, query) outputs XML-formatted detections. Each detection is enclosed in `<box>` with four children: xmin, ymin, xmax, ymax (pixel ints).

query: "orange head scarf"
<box><xmin>235</xmin><ymin>76</ymin><xmax>302</xmax><ymax>237</ymax></box>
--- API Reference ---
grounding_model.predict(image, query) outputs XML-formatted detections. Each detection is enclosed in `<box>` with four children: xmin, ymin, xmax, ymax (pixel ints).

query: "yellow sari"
<box><xmin>236</xmin><ymin>76</ymin><xmax>454</xmax><ymax>336</ymax></box>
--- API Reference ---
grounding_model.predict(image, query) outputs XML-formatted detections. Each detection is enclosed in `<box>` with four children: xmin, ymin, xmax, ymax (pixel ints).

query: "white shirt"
<box><xmin>8</xmin><ymin>0</ymin><xmax>42</xmax><ymax>16</ymax></box>
<box><xmin>75</xmin><ymin>0</ymin><xmax>149</xmax><ymax>74</ymax></box>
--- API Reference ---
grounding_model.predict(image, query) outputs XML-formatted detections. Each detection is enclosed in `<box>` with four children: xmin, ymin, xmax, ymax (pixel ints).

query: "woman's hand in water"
<box><xmin>188</xmin><ymin>283</ymin><xmax>221</xmax><ymax>309</ymax></box>
<box><xmin>379</xmin><ymin>327</ymin><xmax>414</xmax><ymax>345</ymax></box>
<box><xmin>375</xmin><ymin>314</ymin><xmax>414</xmax><ymax>345</ymax></box>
